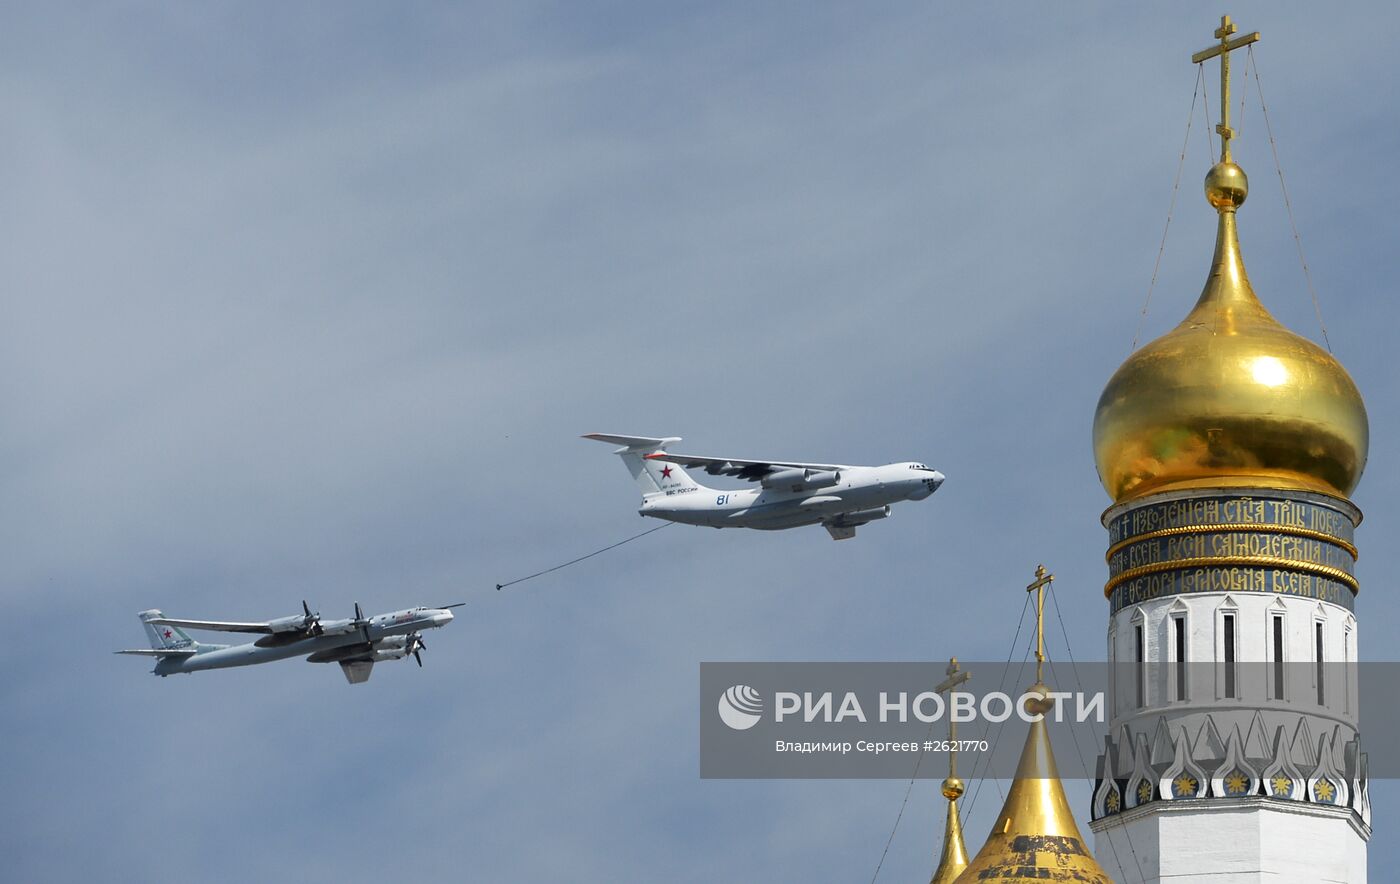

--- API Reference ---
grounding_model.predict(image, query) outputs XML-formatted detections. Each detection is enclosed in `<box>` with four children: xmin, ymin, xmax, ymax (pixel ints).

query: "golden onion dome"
<box><xmin>1093</xmin><ymin>161</ymin><xmax>1368</xmax><ymax>503</ymax></box>
<box><xmin>953</xmin><ymin>685</ymin><xmax>1111</xmax><ymax>884</ymax></box>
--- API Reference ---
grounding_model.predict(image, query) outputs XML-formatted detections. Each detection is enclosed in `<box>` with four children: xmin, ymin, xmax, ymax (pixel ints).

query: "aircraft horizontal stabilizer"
<box><xmin>581</xmin><ymin>433</ymin><xmax>681</xmax><ymax>452</ymax></box>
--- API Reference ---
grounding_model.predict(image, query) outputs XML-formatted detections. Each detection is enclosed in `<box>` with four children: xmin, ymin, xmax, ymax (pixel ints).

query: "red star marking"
<box><xmin>660</xmin><ymin>465</ymin><xmax>673</xmax><ymax>479</ymax></box>
<box><xmin>163</xmin><ymin>629</ymin><xmax>173</xmax><ymax>639</ymax></box>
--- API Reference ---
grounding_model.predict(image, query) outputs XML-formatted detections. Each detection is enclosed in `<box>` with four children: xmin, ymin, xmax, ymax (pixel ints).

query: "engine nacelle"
<box><xmin>368</xmin><ymin>635</ymin><xmax>425</xmax><ymax>663</ymax></box>
<box><xmin>369</xmin><ymin>636</ymin><xmax>411</xmax><ymax>662</ymax></box>
<box><xmin>830</xmin><ymin>506</ymin><xmax>890</xmax><ymax>528</ymax></box>
<box><xmin>760</xmin><ymin>468</ymin><xmax>805</xmax><ymax>489</ymax></box>
<box><xmin>266</xmin><ymin>614</ymin><xmax>311</xmax><ymax>633</ymax></box>
<box><xmin>761</xmin><ymin>468</ymin><xmax>841</xmax><ymax>491</ymax></box>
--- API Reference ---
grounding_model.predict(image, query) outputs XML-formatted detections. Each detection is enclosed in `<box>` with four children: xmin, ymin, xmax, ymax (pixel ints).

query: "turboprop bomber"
<box><xmin>583</xmin><ymin>433</ymin><xmax>944</xmax><ymax>540</ymax></box>
<box><xmin>116</xmin><ymin>601</ymin><xmax>462</xmax><ymax>684</ymax></box>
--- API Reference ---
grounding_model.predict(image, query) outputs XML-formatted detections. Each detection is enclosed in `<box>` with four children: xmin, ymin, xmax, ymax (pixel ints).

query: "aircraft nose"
<box><xmin>434</xmin><ymin>609</ymin><xmax>454</xmax><ymax>626</ymax></box>
<box><xmin>910</xmin><ymin>470</ymin><xmax>945</xmax><ymax>500</ymax></box>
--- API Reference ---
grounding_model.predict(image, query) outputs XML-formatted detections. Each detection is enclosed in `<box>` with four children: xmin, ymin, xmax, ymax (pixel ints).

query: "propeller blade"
<box><xmin>353</xmin><ymin>602</ymin><xmax>370</xmax><ymax>643</ymax></box>
<box><xmin>414</xmin><ymin>650</ymin><xmax>423</xmax><ymax>667</ymax></box>
<box><xmin>301</xmin><ymin>600</ymin><xmax>323</xmax><ymax>634</ymax></box>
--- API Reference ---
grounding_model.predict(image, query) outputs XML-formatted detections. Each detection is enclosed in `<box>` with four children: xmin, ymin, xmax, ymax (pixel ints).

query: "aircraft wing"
<box><xmin>644</xmin><ymin>451</ymin><xmax>851</xmax><ymax>481</ymax></box>
<box><xmin>115</xmin><ymin>648</ymin><xmax>198</xmax><ymax>657</ymax></box>
<box><xmin>147</xmin><ymin>617</ymin><xmax>277</xmax><ymax>634</ymax></box>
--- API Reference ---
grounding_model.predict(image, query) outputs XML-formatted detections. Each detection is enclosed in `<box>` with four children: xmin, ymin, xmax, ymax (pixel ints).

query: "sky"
<box><xmin>3</xmin><ymin>3</ymin><xmax>1399</xmax><ymax>881</ymax></box>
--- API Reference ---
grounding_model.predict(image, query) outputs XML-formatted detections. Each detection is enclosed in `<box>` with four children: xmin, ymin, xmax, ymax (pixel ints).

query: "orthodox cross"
<box><xmin>1026</xmin><ymin>564</ymin><xmax>1054</xmax><ymax>685</ymax></box>
<box><xmin>1191</xmin><ymin>14</ymin><xmax>1260</xmax><ymax>162</ymax></box>
<box><xmin>934</xmin><ymin>657</ymin><xmax>971</xmax><ymax>778</ymax></box>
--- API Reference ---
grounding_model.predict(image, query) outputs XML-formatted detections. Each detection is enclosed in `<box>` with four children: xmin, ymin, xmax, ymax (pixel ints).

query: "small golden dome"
<box><xmin>1093</xmin><ymin>162</ymin><xmax>1368</xmax><ymax>503</ymax></box>
<box><xmin>953</xmin><ymin>685</ymin><xmax>1111</xmax><ymax>884</ymax></box>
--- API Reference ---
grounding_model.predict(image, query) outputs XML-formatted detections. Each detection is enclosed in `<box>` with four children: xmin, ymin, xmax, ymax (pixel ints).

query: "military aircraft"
<box><xmin>116</xmin><ymin>601</ymin><xmax>462</xmax><ymax>684</ymax></box>
<box><xmin>583</xmin><ymin>433</ymin><xmax>944</xmax><ymax>540</ymax></box>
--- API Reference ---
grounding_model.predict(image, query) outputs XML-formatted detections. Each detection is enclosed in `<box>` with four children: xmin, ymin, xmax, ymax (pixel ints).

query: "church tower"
<box><xmin>1087</xmin><ymin>16</ymin><xmax>1370</xmax><ymax>882</ymax></box>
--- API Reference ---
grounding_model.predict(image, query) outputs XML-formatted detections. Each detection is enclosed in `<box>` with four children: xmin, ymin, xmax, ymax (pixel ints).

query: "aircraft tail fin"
<box><xmin>636</xmin><ymin>453</ymin><xmax>701</xmax><ymax>495</ymax></box>
<box><xmin>582</xmin><ymin>433</ymin><xmax>702</xmax><ymax>497</ymax></box>
<box><xmin>139</xmin><ymin>609</ymin><xmax>197</xmax><ymax>650</ymax></box>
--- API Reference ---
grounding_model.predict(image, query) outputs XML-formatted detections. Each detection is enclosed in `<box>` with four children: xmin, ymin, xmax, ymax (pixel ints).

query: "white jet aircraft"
<box><xmin>117</xmin><ymin>601</ymin><xmax>461</xmax><ymax>684</ymax></box>
<box><xmin>583</xmin><ymin>433</ymin><xmax>944</xmax><ymax>540</ymax></box>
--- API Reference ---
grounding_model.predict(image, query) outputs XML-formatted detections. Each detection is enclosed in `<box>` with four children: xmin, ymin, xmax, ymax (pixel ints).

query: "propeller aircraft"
<box><xmin>117</xmin><ymin>601</ymin><xmax>462</xmax><ymax>684</ymax></box>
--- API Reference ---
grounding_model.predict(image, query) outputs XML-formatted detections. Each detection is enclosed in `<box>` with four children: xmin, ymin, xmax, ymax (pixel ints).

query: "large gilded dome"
<box><xmin>1093</xmin><ymin>162</ymin><xmax>1368</xmax><ymax>503</ymax></box>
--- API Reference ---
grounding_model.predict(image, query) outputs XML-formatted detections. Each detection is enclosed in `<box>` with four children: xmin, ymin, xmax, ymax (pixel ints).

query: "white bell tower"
<box><xmin>1089</xmin><ymin>491</ymin><xmax>1368</xmax><ymax>882</ymax></box>
<box><xmin>1084</xmin><ymin>16</ymin><xmax>1370</xmax><ymax>883</ymax></box>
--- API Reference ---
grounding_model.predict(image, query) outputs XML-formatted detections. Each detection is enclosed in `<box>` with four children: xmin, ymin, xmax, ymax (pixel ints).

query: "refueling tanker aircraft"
<box><xmin>583</xmin><ymin>433</ymin><xmax>944</xmax><ymax>540</ymax></box>
<box><xmin>116</xmin><ymin>601</ymin><xmax>462</xmax><ymax>684</ymax></box>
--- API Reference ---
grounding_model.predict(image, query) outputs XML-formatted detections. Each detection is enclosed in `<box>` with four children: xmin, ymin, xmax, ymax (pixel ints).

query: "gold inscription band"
<box><xmin>1103</xmin><ymin>522</ymin><xmax>1359</xmax><ymax>563</ymax></box>
<box><xmin>1103</xmin><ymin>555</ymin><xmax>1360</xmax><ymax>598</ymax></box>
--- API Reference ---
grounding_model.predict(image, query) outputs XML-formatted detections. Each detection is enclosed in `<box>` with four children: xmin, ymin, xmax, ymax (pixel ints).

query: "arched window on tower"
<box><xmin>1108</xmin><ymin>624</ymin><xmax>1118</xmax><ymax>716</ymax></box>
<box><xmin>1168</xmin><ymin>601</ymin><xmax>1188</xmax><ymax>702</ymax></box>
<box><xmin>1217</xmin><ymin>596</ymin><xmax>1238</xmax><ymax>700</ymax></box>
<box><xmin>1132</xmin><ymin>608</ymin><xmax>1147</xmax><ymax>709</ymax></box>
<box><xmin>1313</xmin><ymin>606</ymin><xmax>1328</xmax><ymax>708</ymax></box>
<box><xmin>1344</xmin><ymin>616</ymin><xmax>1355</xmax><ymax>715</ymax></box>
<box><xmin>1268</xmin><ymin>602</ymin><xmax>1287</xmax><ymax>701</ymax></box>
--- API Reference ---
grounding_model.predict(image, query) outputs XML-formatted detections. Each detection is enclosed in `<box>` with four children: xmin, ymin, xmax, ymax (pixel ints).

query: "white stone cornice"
<box><xmin>1089</xmin><ymin>794</ymin><xmax>1372</xmax><ymax>842</ymax></box>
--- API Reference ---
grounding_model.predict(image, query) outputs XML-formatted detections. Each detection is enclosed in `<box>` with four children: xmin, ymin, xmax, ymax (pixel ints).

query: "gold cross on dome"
<box><xmin>935</xmin><ymin>658</ymin><xmax>971</xmax><ymax>777</ymax></box>
<box><xmin>1191</xmin><ymin>14</ymin><xmax>1261</xmax><ymax>162</ymax></box>
<box><xmin>1026</xmin><ymin>564</ymin><xmax>1054</xmax><ymax>684</ymax></box>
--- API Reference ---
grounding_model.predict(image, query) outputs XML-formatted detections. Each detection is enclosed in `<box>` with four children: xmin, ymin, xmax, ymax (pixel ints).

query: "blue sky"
<box><xmin>3</xmin><ymin>3</ymin><xmax>1398</xmax><ymax>881</ymax></box>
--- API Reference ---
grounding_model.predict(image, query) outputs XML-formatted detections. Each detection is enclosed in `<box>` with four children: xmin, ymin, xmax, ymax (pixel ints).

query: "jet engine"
<box><xmin>829</xmin><ymin>506</ymin><xmax>891</xmax><ymax>527</ymax></box>
<box><xmin>760</xmin><ymin>468</ymin><xmax>841</xmax><ymax>492</ymax></box>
